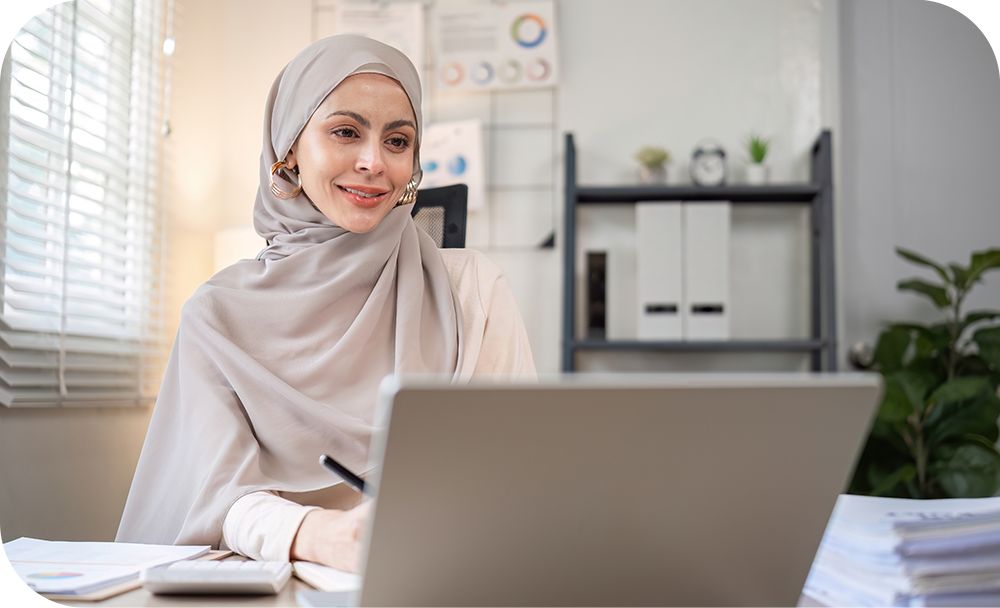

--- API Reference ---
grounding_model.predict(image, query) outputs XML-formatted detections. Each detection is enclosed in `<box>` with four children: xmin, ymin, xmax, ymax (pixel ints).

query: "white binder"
<box><xmin>682</xmin><ymin>202</ymin><xmax>730</xmax><ymax>339</ymax></box>
<box><xmin>636</xmin><ymin>202</ymin><xmax>683</xmax><ymax>340</ymax></box>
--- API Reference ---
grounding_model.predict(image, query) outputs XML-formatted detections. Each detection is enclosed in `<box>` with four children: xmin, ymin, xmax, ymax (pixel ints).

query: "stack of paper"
<box><xmin>4</xmin><ymin>537</ymin><xmax>210</xmax><ymax>597</ymax></box>
<box><xmin>804</xmin><ymin>494</ymin><xmax>1000</xmax><ymax>607</ymax></box>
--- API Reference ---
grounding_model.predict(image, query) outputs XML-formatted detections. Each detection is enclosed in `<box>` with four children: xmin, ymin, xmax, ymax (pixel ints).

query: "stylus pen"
<box><xmin>319</xmin><ymin>453</ymin><xmax>371</xmax><ymax>496</ymax></box>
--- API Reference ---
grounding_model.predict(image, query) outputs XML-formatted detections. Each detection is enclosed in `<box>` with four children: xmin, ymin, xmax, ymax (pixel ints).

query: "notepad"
<box><xmin>293</xmin><ymin>561</ymin><xmax>360</xmax><ymax>592</ymax></box>
<box><xmin>4</xmin><ymin>537</ymin><xmax>210</xmax><ymax>596</ymax></box>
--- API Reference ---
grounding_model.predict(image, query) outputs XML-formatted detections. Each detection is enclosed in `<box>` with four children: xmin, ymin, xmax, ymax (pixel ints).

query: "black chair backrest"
<box><xmin>411</xmin><ymin>184</ymin><xmax>468</xmax><ymax>248</ymax></box>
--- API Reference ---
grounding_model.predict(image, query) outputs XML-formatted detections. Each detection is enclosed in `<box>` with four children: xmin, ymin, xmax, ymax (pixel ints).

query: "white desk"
<box><xmin>56</xmin><ymin>555</ymin><xmax>823</xmax><ymax>607</ymax></box>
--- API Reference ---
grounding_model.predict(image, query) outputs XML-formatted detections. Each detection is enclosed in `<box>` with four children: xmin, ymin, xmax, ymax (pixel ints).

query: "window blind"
<box><xmin>0</xmin><ymin>0</ymin><xmax>167</xmax><ymax>407</ymax></box>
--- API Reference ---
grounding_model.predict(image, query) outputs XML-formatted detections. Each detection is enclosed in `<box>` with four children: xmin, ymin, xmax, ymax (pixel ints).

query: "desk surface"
<box><xmin>55</xmin><ymin>555</ymin><xmax>822</xmax><ymax>607</ymax></box>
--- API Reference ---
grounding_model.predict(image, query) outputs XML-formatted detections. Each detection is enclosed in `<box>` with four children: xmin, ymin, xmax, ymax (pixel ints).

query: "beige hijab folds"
<box><xmin>116</xmin><ymin>35</ymin><xmax>467</xmax><ymax>547</ymax></box>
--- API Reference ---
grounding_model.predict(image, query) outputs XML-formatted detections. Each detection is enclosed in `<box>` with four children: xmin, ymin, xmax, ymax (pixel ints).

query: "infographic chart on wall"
<box><xmin>419</xmin><ymin>120</ymin><xmax>486</xmax><ymax>212</ymax></box>
<box><xmin>430</xmin><ymin>0</ymin><xmax>559</xmax><ymax>93</ymax></box>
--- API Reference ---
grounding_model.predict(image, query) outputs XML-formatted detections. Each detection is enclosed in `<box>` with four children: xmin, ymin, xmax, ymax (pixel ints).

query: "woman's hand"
<box><xmin>289</xmin><ymin>501</ymin><xmax>372</xmax><ymax>572</ymax></box>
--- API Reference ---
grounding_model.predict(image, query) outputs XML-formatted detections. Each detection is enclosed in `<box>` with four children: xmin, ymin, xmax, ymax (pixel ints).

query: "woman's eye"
<box><xmin>386</xmin><ymin>137</ymin><xmax>410</xmax><ymax>150</ymax></box>
<box><xmin>331</xmin><ymin>127</ymin><xmax>358</xmax><ymax>138</ymax></box>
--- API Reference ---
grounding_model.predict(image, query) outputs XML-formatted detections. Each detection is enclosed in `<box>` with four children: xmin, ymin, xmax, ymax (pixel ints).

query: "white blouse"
<box><xmin>221</xmin><ymin>248</ymin><xmax>537</xmax><ymax>561</ymax></box>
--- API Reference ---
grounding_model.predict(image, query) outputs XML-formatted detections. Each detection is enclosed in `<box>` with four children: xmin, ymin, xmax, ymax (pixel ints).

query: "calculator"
<box><xmin>141</xmin><ymin>559</ymin><xmax>292</xmax><ymax>594</ymax></box>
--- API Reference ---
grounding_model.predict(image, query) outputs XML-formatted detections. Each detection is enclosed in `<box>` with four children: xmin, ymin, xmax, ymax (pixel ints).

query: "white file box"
<box><xmin>682</xmin><ymin>202</ymin><xmax>731</xmax><ymax>339</ymax></box>
<box><xmin>636</xmin><ymin>202</ymin><xmax>683</xmax><ymax>340</ymax></box>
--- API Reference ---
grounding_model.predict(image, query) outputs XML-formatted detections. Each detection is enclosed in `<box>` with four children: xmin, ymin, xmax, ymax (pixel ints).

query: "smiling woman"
<box><xmin>285</xmin><ymin>73</ymin><xmax>418</xmax><ymax>233</ymax></box>
<box><xmin>114</xmin><ymin>34</ymin><xmax>535</xmax><ymax>573</ymax></box>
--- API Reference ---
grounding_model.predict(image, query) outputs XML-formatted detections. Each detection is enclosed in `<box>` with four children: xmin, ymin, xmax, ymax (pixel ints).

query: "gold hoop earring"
<box><xmin>269</xmin><ymin>160</ymin><xmax>302</xmax><ymax>199</ymax></box>
<box><xmin>396</xmin><ymin>178</ymin><xmax>418</xmax><ymax>207</ymax></box>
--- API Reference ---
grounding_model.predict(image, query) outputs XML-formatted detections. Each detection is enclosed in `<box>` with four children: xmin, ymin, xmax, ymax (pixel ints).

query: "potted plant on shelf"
<box><xmin>849</xmin><ymin>246</ymin><xmax>1000</xmax><ymax>498</ymax></box>
<box><xmin>745</xmin><ymin>133</ymin><xmax>770</xmax><ymax>185</ymax></box>
<box><xmin>635</xmin><ymin>146</ymin><xmax>670</xmax><ymax>185</ymax></box>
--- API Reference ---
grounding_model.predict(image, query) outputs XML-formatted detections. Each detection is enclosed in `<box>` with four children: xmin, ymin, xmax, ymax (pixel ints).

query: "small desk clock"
<box><xmin>690</xmin><ymin>139</ymin><xmax>728</xmax><ymax>186</ymax></box>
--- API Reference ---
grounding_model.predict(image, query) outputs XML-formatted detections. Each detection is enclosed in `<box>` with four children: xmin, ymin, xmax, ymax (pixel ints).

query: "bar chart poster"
<box><xmin>431</xmin><ymin>0</ymin><xmax>559</xmax><ymax>92</ymax></box>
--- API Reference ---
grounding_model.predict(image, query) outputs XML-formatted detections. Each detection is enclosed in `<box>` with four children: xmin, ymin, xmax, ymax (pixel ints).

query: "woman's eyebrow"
<box><xmin>384</xmin><ymin>119</ymin><xmax>416</xmax><ymax>132</ymax></box>
<box><xmin>326</xmin><ymin>110</ymin><xmax>370</xmax><ymax>127</ymax></box>
<box><xmin>324</xmin><ymin>111</ymin><xmax>415</xmax><ymax>132</ymax></box>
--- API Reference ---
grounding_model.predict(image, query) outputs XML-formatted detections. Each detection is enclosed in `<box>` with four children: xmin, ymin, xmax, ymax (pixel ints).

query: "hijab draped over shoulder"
<box><xmin>116</xmin><ymin>35</ymin><xmax>468</xmax><ymax>547</ymax></box>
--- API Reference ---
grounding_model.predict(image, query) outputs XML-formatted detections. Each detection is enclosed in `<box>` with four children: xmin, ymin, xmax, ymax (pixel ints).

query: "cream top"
<box><xmin>222</xmin><ymin>248</ymin><xmax>536</xmax><ymax>561</ymax></box>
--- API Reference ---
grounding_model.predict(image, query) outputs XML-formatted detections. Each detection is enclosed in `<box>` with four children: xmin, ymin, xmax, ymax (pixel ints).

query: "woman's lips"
<box><xmin>337</xmin><ymin>185</ymin><xmax>390</xmax><ymax>208</ymax></box>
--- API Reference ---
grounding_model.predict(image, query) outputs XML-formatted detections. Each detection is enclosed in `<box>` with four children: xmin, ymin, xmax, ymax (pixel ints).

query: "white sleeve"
<box><xmin>222</xmin><ymin>491</ymin><xmax>321</xmax><ymax>562</ymax></box>
<box><xmin>474</xmin><ymin>267</ymin><xmax>537</xmax><ymax>379</ymax></box>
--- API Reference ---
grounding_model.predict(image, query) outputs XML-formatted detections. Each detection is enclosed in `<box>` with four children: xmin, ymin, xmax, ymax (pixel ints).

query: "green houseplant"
<box><xmin>850</xmin><ymin>246</ymin><xmax>1000</xmax><ymax>498</ymax></box>
<box><xmin>747</xmin><ymin>133</ymin><xmax>770</xmax><ymax>164</ymax></box>
<box><xmin>745</xmin><ymin>133</ymin><xmax>770</xmax><ymax>185</ymax></box>
<box><xmin>635</xmin><ymin>146</ymin><xmax>670</xmax><ymax>184</ymax></box>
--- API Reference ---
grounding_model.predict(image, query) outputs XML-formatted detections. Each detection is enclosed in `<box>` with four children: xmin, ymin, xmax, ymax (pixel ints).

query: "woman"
<box><xmin>115</xmin><ymin>34</ymin><xmax>535</xmax><ymax>573</ymax></box>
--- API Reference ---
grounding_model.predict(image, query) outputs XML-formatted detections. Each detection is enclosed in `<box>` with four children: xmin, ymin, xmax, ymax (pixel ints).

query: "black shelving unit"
<box><xmin>562</xmin><ymin>130</ymin><xmax>837</xmax><ymax>372</ymax></box>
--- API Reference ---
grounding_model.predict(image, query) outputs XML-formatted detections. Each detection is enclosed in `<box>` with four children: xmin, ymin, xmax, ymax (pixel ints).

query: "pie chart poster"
<box><xmin>431</xmin><ymin>0</ymin><xmax>559</xmax><ymax>93</ymax></box>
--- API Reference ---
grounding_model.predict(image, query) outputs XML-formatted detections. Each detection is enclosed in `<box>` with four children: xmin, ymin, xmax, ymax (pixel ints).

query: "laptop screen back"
<box><xmin>358</xmin><ymin>374</ymin><xmax>879</xmax><ymax>606</ymax></box>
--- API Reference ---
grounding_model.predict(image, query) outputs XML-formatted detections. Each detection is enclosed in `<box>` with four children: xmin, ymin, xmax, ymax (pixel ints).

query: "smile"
<box><xmin>337</xmin><ymin>185</ymin><xmax>390</xmax><ymax>208</ymax></box>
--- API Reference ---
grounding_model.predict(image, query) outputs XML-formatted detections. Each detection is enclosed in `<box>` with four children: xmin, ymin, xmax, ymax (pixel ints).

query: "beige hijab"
<box><xmin>116</xmin><ymin>35</ymin><xmax>466</xmax><ymax>547</ymax></box>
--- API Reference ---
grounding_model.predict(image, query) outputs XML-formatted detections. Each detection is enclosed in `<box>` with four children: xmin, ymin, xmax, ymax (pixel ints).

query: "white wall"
<box><xmin>164</xmin><ymin>0</ymin><xmax>312</xmax><ymax>332</ymax></box>
<box><xmin>839</xmin><ymin>0</ymin><xmax>1000</xmax><ymax>353</ymax></box>
<box><xmin>0</xmin><ymin>407</ymin><xmax>152</xmax><ymax>541</ymax></box>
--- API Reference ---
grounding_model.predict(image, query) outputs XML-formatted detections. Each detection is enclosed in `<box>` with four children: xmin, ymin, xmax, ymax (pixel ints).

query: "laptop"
<box><xmin>343</xmin><ymin>373</ymin><xmax>879</xmax><ymax>606</ymax></box>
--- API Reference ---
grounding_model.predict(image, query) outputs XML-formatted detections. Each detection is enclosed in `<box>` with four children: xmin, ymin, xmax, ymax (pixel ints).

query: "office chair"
<box><xmin>411</xmin><ymin>184</ymin><xmax>468</xmax><ymax>248</ymax></box>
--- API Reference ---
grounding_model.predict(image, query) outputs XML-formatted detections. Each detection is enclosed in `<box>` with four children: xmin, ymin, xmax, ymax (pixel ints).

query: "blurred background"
<box><xmin>0</xmin><ymin>0</ymin><xmax>998</xmax><ymax>542</ymax></box>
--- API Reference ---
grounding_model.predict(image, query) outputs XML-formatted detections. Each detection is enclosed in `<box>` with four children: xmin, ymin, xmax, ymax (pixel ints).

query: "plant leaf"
<box><xmin>873</xmin><ymin>326</ymin><xmax>913</xmax><ymax>372</ymax></box>
<box><xmin>897</xmin><ymin>278</ymin><xmax>951</xmax><ymax>308</ymax></box>
<box><xmin>927</xmin><ymin>376</ymin><xmax>992</xmax><ymax>408</ymax></box>
<box><xmin>973</xmin><ymin>326</ymin><xmax>1000</xmax><ymax>372</ymax></box>
<box><xmin>889</xmin><ymin>323</ymin><xmax>944</xmax><ymax>340</ymax></box>
<box><xmin>925</xmin><ymin>378</ymin><xmax>1000</xmax><ymax>446</ymax></box>
<box><xmin>961</xmin><ymin>310</ymin><xmax>1000</xmax><ymax>336</ymax></box>
<box><xmin>869</xmin><ymin>419</ymin><xmax>913</xmax><ymax>456</ymax></box>
<box><xmin>949</xmin><ymin>263</ymin><xmax>971</xmax><ymax>291</ymax></box>
<box><xmin>869</xmin><ymin>463</ymin><xmax>917</xmax><ymax>497</ymax></box>
<box><xmin>878</xmin><ymin>370</ymin><xmax>935</xmax><ymax>424</ymax></box>
<box><xmin>966</xmin><ymin>248</ymin><xmax>1000</xmax><ymax>286</ymax></box>
<box><xmin>890</xmin><ymin>322</ymin><xmax>951</xmax><ymax>359</ymax></box>
<box><xmin>956</xmin><ymin>355</ymin><xmax>994</xmax><ymax>379</ymax></box>
<box><xmin>928</xmin><ymin>439</ymin><xmax>1000</xmax><ymax>497</ymax></box>
<box><xmin>907</xmin><ymin>356</ymin><xmax>948</xmax><ymax>389</ymax></box>
<box><xmin>875</xmin><ymin>387</ymin><xmax>911</xmax><ymax>426</ymax></box>
<box><xmin>849</xmin><ymin>434</ymin><xmax>913</xmax><ymax>496</ymax></box>
<box><xmin>896</xmin><ymin>247</ymin><xmax>951</xmax><ymax>285</ymax></box>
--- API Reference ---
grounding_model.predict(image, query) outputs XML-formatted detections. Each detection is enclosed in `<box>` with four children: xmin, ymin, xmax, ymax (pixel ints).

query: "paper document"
<box><xmin>10</xmin><ymin>562</ymin><xmax>139</xmax><ymax>595</ymax></box>
<box><xmin>293</xmin><ymin>561</ymin><xmax>360</xmax><ymax>592</ymax></box>
<box><xmin>804</xmin><ymin>494</ymin><xmax>1000</xmax><ymax>607</ymax></box>
<box><xmin>4</xmin><ymin>537</ymin><xmax>209</xmax><ymax>595</ymax></box>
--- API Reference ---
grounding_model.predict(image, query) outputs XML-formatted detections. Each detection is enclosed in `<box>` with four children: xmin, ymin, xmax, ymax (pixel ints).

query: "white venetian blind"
<box><xmin>0</xmin><ymin>0</ymin><xmax>167</xmax><ymax>407</ymax></box>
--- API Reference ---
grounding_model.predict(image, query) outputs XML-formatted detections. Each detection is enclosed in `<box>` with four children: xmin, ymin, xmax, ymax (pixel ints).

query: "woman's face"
<box><xmin>286</xmin><ymin>73</ymin><xmax>417</xmax><ymax>233</ymax></box>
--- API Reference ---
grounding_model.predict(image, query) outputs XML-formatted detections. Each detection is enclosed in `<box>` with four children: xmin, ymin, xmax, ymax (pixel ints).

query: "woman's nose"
<box><xmin>355</xmin><ymin>139</ymin><xmax>386</xmax><ymax>175</ymax></box>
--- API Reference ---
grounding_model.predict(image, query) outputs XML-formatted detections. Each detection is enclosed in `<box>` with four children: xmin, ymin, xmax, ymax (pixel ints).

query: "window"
<box><xmin>0</xmin><ymin>0</ymin><xmax>166</xmax><ymax>406</ymax></box>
